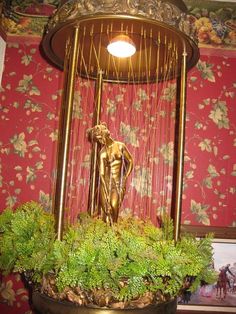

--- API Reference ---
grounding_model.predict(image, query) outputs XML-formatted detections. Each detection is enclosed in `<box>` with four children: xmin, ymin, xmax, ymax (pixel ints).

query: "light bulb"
<box><xmin>107</xmin><ymin>35</ymin><xmax>136</xmax><ymax>58</ymax></box>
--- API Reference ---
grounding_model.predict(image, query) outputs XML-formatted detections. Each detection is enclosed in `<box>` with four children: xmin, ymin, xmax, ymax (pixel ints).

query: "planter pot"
<box><xmin>32</xmin><ymin>292</ymin><xmax>177</xmax><ymax>314</ymax></box>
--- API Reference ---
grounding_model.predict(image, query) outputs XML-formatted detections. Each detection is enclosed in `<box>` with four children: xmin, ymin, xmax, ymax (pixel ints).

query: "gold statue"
<box><xmin>88</xmin><ymin>123</ymin><xmax>133</xmax><ymax>223</ymax></box>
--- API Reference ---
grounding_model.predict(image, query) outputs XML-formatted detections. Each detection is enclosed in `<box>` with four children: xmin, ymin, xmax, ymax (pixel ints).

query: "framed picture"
<box><xmin>181</xmin><ymin>225</ymin><xmax>236</xmax><ymax>240</ymax></box>
<box><xmin>177</xmin><ymin>237</ymin><xmax>236</xmax><ymax>313</ymax></box>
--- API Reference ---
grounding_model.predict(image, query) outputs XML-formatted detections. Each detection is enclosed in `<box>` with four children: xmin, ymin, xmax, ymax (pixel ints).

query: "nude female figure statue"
<box><xmin>88</xmin><ymin>123</ymin><xmax>133</xmax><ymax>223</ymax></box>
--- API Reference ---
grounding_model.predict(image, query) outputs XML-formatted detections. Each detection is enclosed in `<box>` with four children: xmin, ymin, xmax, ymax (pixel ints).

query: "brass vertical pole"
<box><xmin>94</xmin><ymin>70</ymin><xmax>103</xmax><ymax>125</ymax></box>
<box><xmin>54</xmin><ymin>26</ymin><xmax>80</xmax><ymax>240</ymax></box>
<box><xmin>172</xmin><ymin>46</ymin><xmax>187</xmax><ymax>242</ymax></box>
<box><xmin>88</xmin><ymin>70</ymin><xmax>103</xmax><ymax>216</ymax></box>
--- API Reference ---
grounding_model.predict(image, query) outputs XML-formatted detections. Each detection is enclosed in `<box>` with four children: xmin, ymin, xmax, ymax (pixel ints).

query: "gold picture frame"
<box><xmin>178</xmin><ymin>234</ymin><xmax>236</xmax><ymax>313</ymax></box>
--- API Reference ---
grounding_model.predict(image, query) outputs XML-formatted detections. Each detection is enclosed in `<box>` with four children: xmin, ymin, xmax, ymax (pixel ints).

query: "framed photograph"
<box><xmin>181</xmin><ymin>225</ymin><xmax>236</xmax><ymax>240</ymax></box>
<box><xmin>177</xmin><ymin>238</ymin><xmax>236</xmax><ymax>313</ymax></box>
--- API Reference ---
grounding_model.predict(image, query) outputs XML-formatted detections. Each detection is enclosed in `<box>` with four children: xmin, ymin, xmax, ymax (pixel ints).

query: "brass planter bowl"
<box><xmin>32</xmin><ymin>292</ymin><xmax>177</xmax><ymax>314</ymax></box>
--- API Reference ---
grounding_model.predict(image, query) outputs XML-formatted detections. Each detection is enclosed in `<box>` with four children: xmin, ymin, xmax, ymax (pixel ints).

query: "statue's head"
<box><xmin>87</xmin><ymin>122</ymin><xmax>110</xmax><ymax>145</ymax></box>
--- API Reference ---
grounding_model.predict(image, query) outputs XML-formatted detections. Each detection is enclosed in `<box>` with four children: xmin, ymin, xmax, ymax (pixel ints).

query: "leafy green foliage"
<box><xmin>0</xmin><ymin>203</ymin><xmax>216</xmax><ymax>307</ymax></box>
<box><xmin>0</xmin><ymin>201</ymin><xmax>55</xmax><ymax>281</ymax></box>
<box><xmin>49</xmin><ymin>215</ymin><xmax>216</xmax><ymax>303</ymax></box>
<box><xmin>176</xmin><ymin>234</ymin><xmax>217</xmax><ymax>292</ymax></box>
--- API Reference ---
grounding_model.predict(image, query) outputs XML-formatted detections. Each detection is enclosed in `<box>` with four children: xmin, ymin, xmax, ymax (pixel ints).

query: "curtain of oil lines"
<box><xmin>64</xmin><ymin>25</ymin><xmax>178</xmax><ymax>226</ymax></box>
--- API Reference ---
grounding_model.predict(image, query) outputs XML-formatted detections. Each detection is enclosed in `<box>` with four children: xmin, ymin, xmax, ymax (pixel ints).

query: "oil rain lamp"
<box><xmin>41</xmin><ymin>0</ymin><xmax>199</xmax><ymax>242</ymax></box>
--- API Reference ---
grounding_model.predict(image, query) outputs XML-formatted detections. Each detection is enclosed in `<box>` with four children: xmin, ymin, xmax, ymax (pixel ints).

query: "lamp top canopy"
<box><xmin>42</xmin><ymin>0</ymin><xmax>199</xmax><ymax>83</ymax></box>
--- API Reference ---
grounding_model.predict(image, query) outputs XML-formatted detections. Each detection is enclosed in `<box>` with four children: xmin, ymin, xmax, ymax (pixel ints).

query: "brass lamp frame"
<box><xmin>41</xmin><ymin>1</ymin><xmax>199</xmax><ymax>241</ymax></box>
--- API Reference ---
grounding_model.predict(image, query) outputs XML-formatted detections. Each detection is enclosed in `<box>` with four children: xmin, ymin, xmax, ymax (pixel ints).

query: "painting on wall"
<box><xmin>178</xmin><ymin>239</ymin><xmax>236</xmax><ymax>312</ymax></box>
<box><xmin>0</xmin><ymin>0</ymin><xmax>57</xmax><ymax>37</ymax></box>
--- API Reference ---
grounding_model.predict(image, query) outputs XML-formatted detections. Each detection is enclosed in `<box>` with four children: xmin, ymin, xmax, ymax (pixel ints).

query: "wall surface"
<box><xmin>183</xmin><ymin>52</ymin><xmax>236</xmax><ymax>227</ymax></box>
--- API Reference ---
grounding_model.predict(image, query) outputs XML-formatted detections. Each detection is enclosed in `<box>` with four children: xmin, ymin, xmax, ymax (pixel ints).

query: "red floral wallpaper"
<box><xmin>183</xmin><ymin>54</ymin><xmax>236</xmax><ymax>227</ymax></box>
<box><xmin>0</xmin><ymin>41</ymin><xmax>61</xmax><ymax>212</ymax></box>
<box><xmin>0</xmin><ymin>40</ymin><xmax>61</xmax><ymax>313</ymax></box>
<box><xmin>0</xmin><ymin>39</ymin><xmax>236</xmax><ymax>312</ymax></box>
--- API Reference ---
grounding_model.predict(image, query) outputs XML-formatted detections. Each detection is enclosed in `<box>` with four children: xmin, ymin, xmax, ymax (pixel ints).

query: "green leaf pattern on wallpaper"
<box><xmin>119</xmin><ymin>122</ymin><xmax>140</xmax><ymax>147</ymax></box>
<box><xmin>131</xmin><ymin>166</ymin><xmax>152</xmax><ymax>197</ymax></box>
<box><xmin>21</xmin><ymin>54</ymin><xmax>33</xmax><ymax>66</ymax></box>
<box><xmin>106</xmin><ymin>92</ymin><xmax>125</xmax><ymax>115</ymax></box>
<box><xmin>159</xmin><ymin>142</ymin><xmax>174</xmax><ymax>165</ymax></box>
<box><xmin>198</xmin><ymin>138</ymin><xmax>212</xmax><ymax>152</ymax></box>
<box><xmin>209</xmin><ymin>100</ymin><xmax>229</xmax><ymax>129</ymax></box>
<box><xmin>24</xmin><ymin>99</ymin><xmax>42</xmax><ymax>113</ymax></box>
<box><xmin>10</xmin><ymin>133</ymin><xmax>28</xmax><ymax>157</ymax></box>
<box><xmin>16</xmin><ymin>75</ymin><xmax>40</xmax><ymax>96</ymax></box>
<box><xmin>161</xmin><ymin>83</ymin><xmax>176</xmax><ymax>102</ymax></box>
<box><xmin>197</xmin><ymin>60</ymin><xmax>215</xmax><ymax>82</ymax></box>
<box><xmin>73</xmin><ymin>91</ymin><xmax>83</xmax><ymax>119</ymax></box>
<box><xmin>190</xmin><ymin>200</ymin><xmax>210</xmax><ymax>226</ymax></box>
<box><xmin>39</xmin><ymin>190</ymin><xmax>51</xmax><ymax>212</ymax></box>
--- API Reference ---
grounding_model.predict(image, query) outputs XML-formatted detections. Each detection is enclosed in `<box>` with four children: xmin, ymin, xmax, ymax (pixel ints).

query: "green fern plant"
<box><xmin>0</xmin><ymin>201</ymin><xmax>55</xmax><ymax>281</ymax></box>
<box><xmin>0</xmin><ymin>202</ymin><xmax>217</xmax><ymax>308</ymax></box>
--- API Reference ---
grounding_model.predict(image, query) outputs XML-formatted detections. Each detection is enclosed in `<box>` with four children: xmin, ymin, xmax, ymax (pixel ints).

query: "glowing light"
<box><xmin>107</xmin><ymin>35</ymin><xmax>136</xmax><ymax>58</ymax></box>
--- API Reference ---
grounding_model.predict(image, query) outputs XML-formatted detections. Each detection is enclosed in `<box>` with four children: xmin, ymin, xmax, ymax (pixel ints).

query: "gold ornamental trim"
<box><xmin>47</xmin><ymin>0</ymin><xmax>197</xmax><ymax>43</ymax></box>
